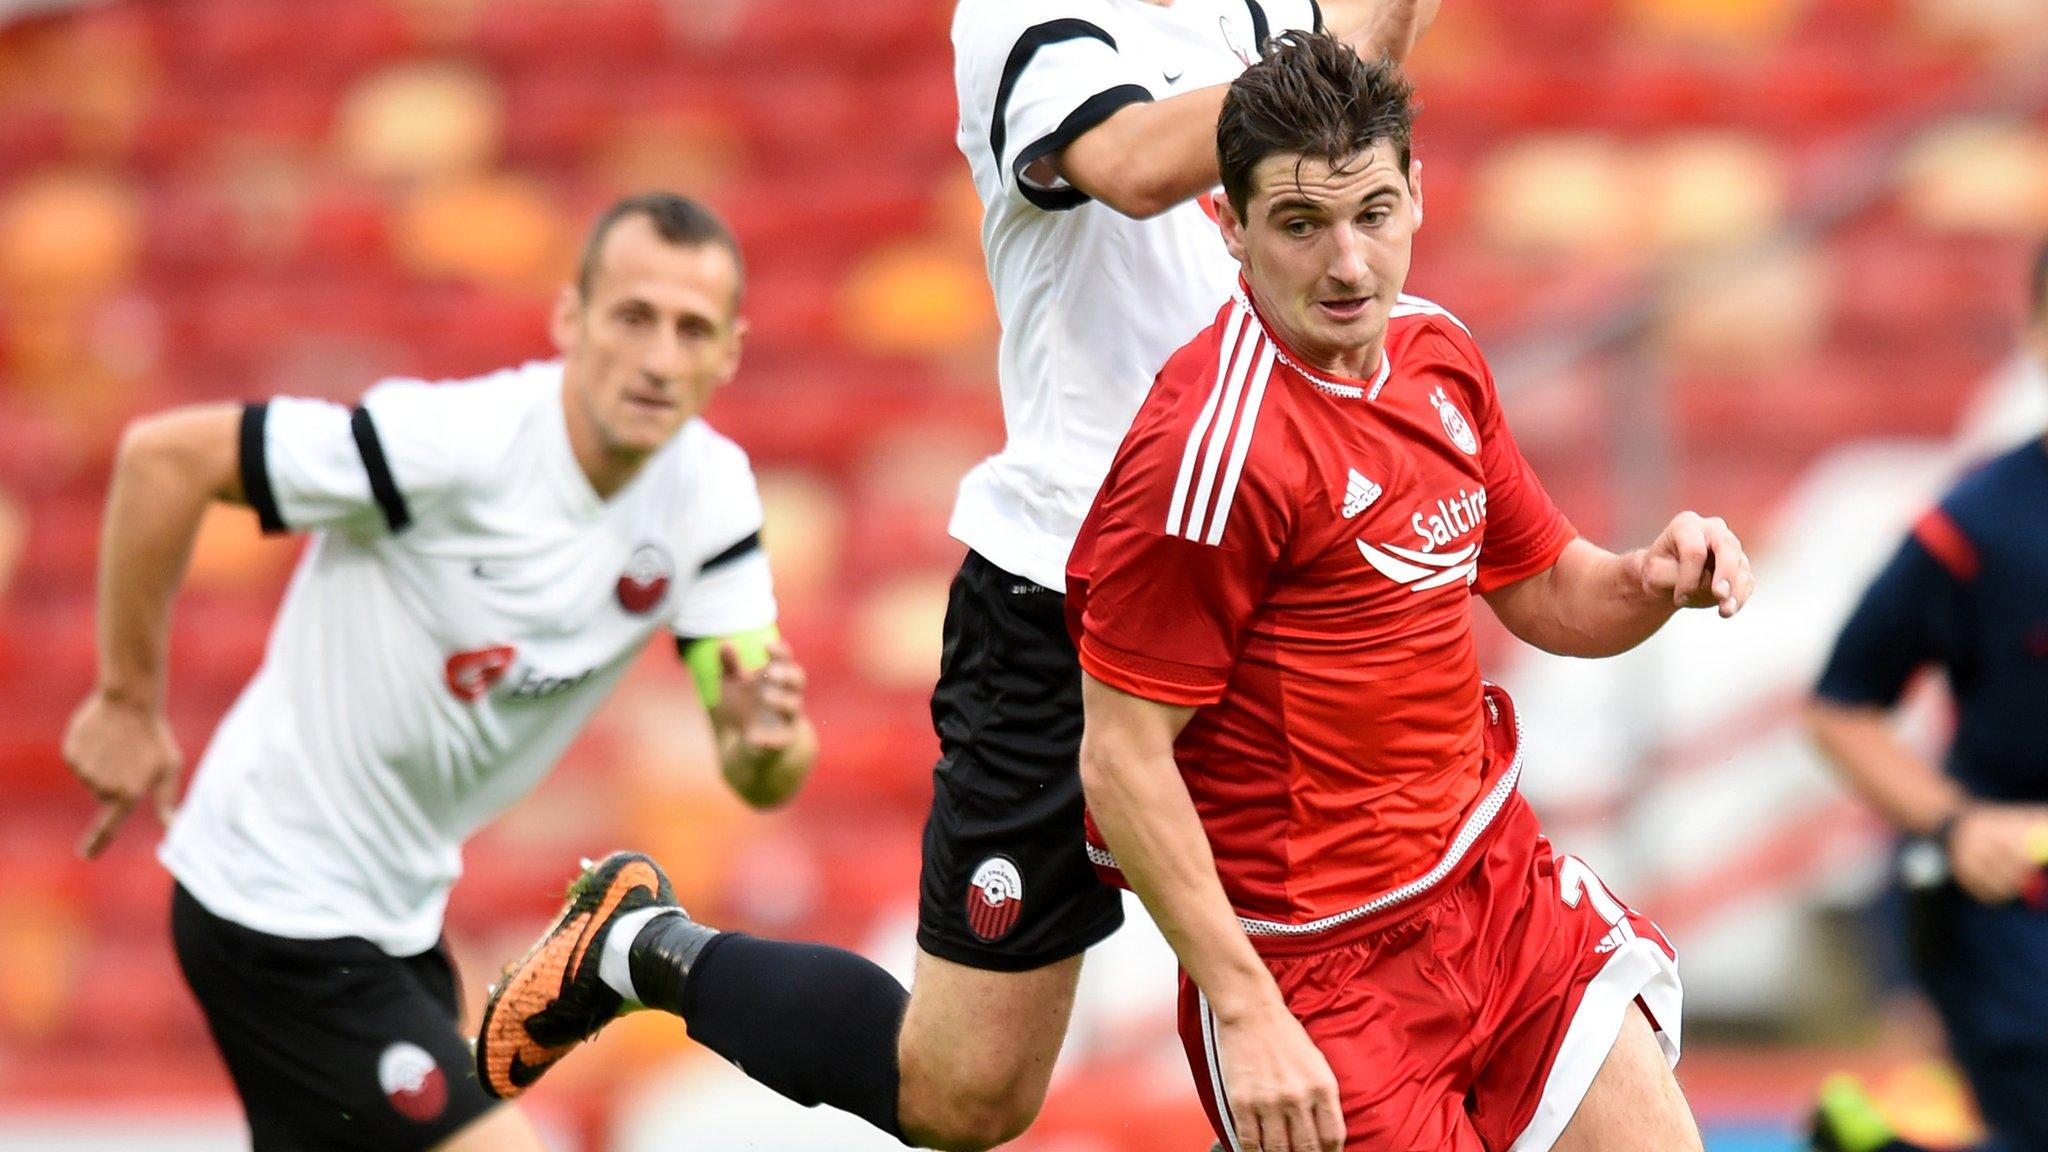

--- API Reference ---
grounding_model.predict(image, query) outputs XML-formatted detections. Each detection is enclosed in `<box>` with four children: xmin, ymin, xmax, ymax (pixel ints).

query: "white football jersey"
<box><xmin>161</xmin><ymin>361</ymin><xmax>776</xmax><ymax>956</ymax></box>
<box><xmin>950</xmin><ymin>0</ymin><xmax>1319</xmax><ymax>590</ymax></box>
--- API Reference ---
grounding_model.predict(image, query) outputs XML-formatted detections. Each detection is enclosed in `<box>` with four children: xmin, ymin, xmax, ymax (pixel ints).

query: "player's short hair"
<box><xmin>576</xmin><ymin>192</ymin><xmax>744</xmax><ymax>306</ymax></box>
<box><xmin>1218</xmin><ymin>32</ymin><xmax>1417</xmax><ymax>217</ymax></box>
<box><xmin>2030</xmin><ymin>239</ymin><xmax>2048</xmax><ymax>319</ymax></box>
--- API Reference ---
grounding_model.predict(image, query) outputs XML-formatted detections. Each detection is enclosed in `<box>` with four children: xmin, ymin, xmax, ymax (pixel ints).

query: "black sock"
<box><xmin>634</xmin><ymin>926</ymin><xmax>909</xmax><ymax>1142</ymax></box>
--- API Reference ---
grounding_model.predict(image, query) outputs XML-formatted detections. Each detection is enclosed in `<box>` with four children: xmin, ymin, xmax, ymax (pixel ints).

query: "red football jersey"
<box><xmin>1068</xmin><ymin>287</ymin><xmax>1576</xmax><ymax>939</ymax></box>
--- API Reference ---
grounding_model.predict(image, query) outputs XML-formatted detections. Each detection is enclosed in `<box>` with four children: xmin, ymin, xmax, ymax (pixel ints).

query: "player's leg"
<box><xmin>1900</xmin><ymin>889</ymin><xmax>2048</xmax><ymax>1151</ymax></box>
<box><xmin>477</xmin><ymin>553</ymin><xmax>1117</xmax><ymax>1149</ymax></box>
<box><xmin>1462</xmin><ymin>809</ymin><xmax>1694</xmax><ymax>1152</ymax></box>
<box><xmin>894</xmin><ymin>950</ymin><xmax>1086</xmax><ymax>1149</ymax></box>
<box><xmin>487</xmin><ymin>875</ymin><xmax>1086</xmax><ymax>1151</ymax></box>
<box><xmin>1548</xmin><ymin>1004</ymin><xmax>1703</xmax><ymax>1152</ymax></box>
<box><xmin>890</xmin><ymin>552</ymin><xmax>1122</xmax><ymax>1147</ymax></box>
<box><xmin>477</xmin><ymin>852</ymin><xmax>911</xmax><ymax>1137</ymax></box>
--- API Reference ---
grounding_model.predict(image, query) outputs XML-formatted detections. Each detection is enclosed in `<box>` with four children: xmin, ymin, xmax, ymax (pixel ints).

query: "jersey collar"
<box><xmin>1234</xmin><ymin>280</ymin><xmax>1393</xmax><ymax>402</ymax></box>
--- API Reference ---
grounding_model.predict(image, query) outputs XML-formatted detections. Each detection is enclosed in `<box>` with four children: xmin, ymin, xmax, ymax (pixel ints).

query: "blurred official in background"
<box><xmin>1809</xmin><ymin>242</ymin><xmax>2048</xmax><ymax>1152</ymax></box>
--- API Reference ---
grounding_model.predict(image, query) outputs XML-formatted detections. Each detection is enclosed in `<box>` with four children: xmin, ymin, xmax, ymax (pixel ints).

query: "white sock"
<box><xmin>598</xmin><ymin>906</ymin><xmax>677</xmax><ymax>1006</ymax></box>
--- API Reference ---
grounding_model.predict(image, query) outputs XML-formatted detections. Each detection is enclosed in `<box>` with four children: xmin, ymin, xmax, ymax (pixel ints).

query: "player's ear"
<box><xmin>549</xmin><ymin>285</ymin><xmax>582</xmax><ymax>354</ymax></box>
<box><xmin>1216</xmin><ymin>190</ymin><xmax>1248</xmax><ymax>263</ymax></box>
<box><xmin>715</xmin><ymin>316</ymin><xmax>748</xmax><ymax>386</ymax></box>
<box><xmin>1409</xmin><ymin>158</ymin><xmax>1424</xmax><ymax>228</ymax></box>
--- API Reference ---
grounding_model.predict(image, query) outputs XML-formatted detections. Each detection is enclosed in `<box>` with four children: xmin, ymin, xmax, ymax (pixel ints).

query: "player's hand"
<box><xmin>1328</xmin><ymin>0</ymin><xmax>1440</xmax><ymax>63</ymax></box>
<box><xmin>1213</xmin><ymin>997</ymin><xmax>1345</xmax><ymax>1152</ymax></box>
<box><xmin>712</xmin><ymin>640</ymin><xmax>807</xmax><ymax>760</ymax></box>
<box><xmin>1637</xmin><ymin>511</ymin><xmax>1753</xmax><ymax>619</ymax></box>
<box><xmin>1947</xmin><ymin>805</ymin><xmax>2048</xmax><ymax>905</ymax></box>
<box><xmin>62</xmin><ymin>688</ymin><xmax>182</xmax><ymax>858</ymax></box>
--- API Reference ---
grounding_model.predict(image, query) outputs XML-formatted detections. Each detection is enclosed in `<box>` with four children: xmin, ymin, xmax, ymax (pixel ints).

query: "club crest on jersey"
<box><xmin>965</xmin><ymin>855</ymin><xmax>1024</xmax><ymax>943</ymax></box>
<box><xmin>1342</xmin><ymin>469</ymin><xmax>1382</xmax><ymax>519</ymax></box>
<box><xmin>616</xmin><ymin>543</ymin><xmax>673</xmax><ymax>615</ymax></box>
<box><xmin>377</xmin><ymin>1040</ymin><xmax>447</xmax><ymax>1123</ymax></box>
<box><xmin>445</xmin><ymin>645</ymin><xmax>516</xmax><ymax>702</ymax></box>
<box><xmin>1428</xmin><ymin>386</ymin><xmax>1479</xmax><ymax>455</ymax></box>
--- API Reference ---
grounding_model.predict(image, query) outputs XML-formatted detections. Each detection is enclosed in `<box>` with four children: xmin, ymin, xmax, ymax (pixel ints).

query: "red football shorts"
<box><xmin>1176</xmin><ymin>793</ymin><xmax>1681</xmax><ymax>1152</ymax></box>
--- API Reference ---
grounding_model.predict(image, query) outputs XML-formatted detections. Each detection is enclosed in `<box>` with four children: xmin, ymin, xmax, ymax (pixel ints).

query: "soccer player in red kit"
<box><xmin>1068</xmin><ymin>34</ymin><xmax>1755</xmax><ymax>1152</ymax></box>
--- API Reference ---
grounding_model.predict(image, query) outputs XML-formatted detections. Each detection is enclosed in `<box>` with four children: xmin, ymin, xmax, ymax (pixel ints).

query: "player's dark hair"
<box><xmin>1218</xmin><ymin>32</ymin><xmax>1416</xmax><ymax>217</ymax></box>
<box><xmin>576</xmin><ymin>191</ymin><xmax>744</xmax><ymax>304</ymax></box>
<box><xmin>2030</xmin><ymin>238</ymin><xmax>2048</xmax><ymax>319</ymax></box>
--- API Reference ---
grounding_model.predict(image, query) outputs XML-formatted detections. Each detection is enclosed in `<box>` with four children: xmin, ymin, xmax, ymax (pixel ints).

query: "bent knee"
<box><xmin>898</xmin><ymin>1084</ymin><xmax>1044</xmax><ymax>1152</ymax></box>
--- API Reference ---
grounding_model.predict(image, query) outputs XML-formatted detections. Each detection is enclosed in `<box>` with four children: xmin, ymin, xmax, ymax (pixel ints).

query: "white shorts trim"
<box><xmin>1197</xmin><ymin>991</ymin><xmax>1247</xmax><ymax>1152</ymax></box>
<box><xmin>1506</xmin><ymin>936</ymin><xmax>1684</xmax><ymax>1152</ymax></box>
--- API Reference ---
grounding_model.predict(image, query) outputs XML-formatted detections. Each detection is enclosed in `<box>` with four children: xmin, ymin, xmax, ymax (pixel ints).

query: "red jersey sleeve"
<box><xmin>1072</xmin><ymin>359</ymin><xmax>1294</xmax><ymax>707</ymax></box>
<box><xmin>1453</xmin><ymin>328</ymin><xmax>1576</xmax><ymax>592</ymax></box>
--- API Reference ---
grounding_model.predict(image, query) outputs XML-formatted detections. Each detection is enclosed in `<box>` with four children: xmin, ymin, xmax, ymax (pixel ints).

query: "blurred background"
<box><xmin>3</xmin><ymin>0</ymin><xmax>2047</xmax><ymax>1148</ymax></box>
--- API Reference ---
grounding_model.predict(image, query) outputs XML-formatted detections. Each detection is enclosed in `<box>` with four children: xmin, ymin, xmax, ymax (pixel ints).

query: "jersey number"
<box><xmin>1558</xmin><ymin>854</ymin><xmax>1631</xmax><ymax>931</ymax></box>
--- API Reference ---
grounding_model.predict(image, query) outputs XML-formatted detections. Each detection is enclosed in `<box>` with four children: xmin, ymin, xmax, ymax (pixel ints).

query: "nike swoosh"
<box><xmin>507</xmin><ymin>1050</ymin><xmax>551</xmax><ymax>1089</ymax></box>
<box><xmin>1163</xmin><ymin>70</ymin><xmax>1183</xmax><ymax>83</ymax></box>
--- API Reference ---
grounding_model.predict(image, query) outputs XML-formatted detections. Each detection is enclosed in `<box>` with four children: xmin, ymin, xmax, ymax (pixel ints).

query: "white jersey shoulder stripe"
<box><xmin>1202</xmin><ymin>338</ymin><xmax>1278</xmax><ymax>545</ymax></box>
<box><xmin>1391</xmin><ymin>293</ymin><xmax>1472</xmax><ymax>335</ymax></box>
<box><xmin>1181</xmin><ymin>325</ymin><xmax>1265</xmax><ymax>545</ymax></box>
<box><xmin>1171</xmin><ymin>303</ymin><xmax>1261</xmax><ymax>545</ymax></box>
<box><xmin>1166</xmin><ymin>304</ymin><xmax>1250</xmax><ymax>539</ymax></box>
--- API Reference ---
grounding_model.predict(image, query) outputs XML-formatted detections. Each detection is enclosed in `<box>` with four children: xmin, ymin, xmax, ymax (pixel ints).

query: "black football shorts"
<box><xmin>170</xmin><ymin>884</ymin><xmax>498</xmax><ymax>1151</ymax></box>
<box><xmin>915</xmin><ymin>550</ymin><xmax>1125</xmax><ymax>971</ymax></box>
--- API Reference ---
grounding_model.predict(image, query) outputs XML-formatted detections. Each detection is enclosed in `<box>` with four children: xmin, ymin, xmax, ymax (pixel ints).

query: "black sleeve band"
<box><xmin>699</xmin><ymin>530</ymin><xmax>762</xmax><ymax>574</ymax></box>
<box><xmin>990</xmin><ymin>18</ymin><xmax>1119</xmax><ymax>175</ymax></box>
<box><xmin>1244</xmin><ymin>0</ymin><xmax>1272</xmax><ymax>51</ymax></box>
<box><xmin>348</xmin><ymin>406</ymin><xmax>412</xmax><ymax>534</ymax></box>
<box><xmin>238</xmin><ymin>403</ymin><xmax>288</xmax><ymax>535</ymax></box>
<box><xmin>1011</xmin><ymin>84</ymin><xmax>1156</xmax><ymax>211</ymax></box>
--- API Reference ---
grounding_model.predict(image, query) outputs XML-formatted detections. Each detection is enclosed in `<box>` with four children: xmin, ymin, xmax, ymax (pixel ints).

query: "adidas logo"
<box><xmin>1341</xmin><ymin>469</ymin><xmax>1381</xmax><ymax>519</ymax></box>
<box><xmin>1594</xmin><ymin>922</ymin><xmax>1636</xmax><ymax>955</ymax></box>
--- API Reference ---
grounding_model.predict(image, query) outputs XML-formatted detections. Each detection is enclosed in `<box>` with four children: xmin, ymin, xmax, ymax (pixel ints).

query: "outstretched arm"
<box><xmin>65</xmin><ymin>403</ymin><xmax>246</xmax><ymax>856</ymax></box>
<box><xmin>1080</xmin><ymin>674</ymin><xmax>1343</xmax><ymax>1152</ymax></box>
<box><xmin>1482</xmin><ymin>512</ymin><xmax>1754</xmax><ymax>657</ymax></box>
<box><xmin>1051</xmin><ymin>0</ymin><xmax>1439</xmax><ymax>218</ymax></box>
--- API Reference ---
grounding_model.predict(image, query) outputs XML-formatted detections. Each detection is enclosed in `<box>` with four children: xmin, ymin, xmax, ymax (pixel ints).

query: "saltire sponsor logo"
<box><xmin>965</xmin><ymin>855</ymin><xmax>1024</xmax><ymax>943</ymax></box>
<box><xmin>616</xmin><ymin>543</ymin><xmax>673</xmax><ymax>614</ymax></box>
<box><xmin>1341</xmin><ymin>468</ymin><xmax>1381</xmax><ymax>519</ymax></box>
<box><xmin>1166</xmin><ymin>303</ymin><xmax>1277</xmax><ymax>547</ymax></box>
<box><xmin>445</xmin><ymin>645</ymin><xmax>517</xmax><ymax>702</ymax></box>
<box><xmin>377</xmin><ymin>1040</ymin><xmax>448</xmax><ymax>1123</ymax></box>
<box><xmin>1356</xmin><ymin>538</ymin><xmax>1480</xmax><ymax>591</ymax></box>
<box><xmin>1357</xmin><ymin>486</ymin><xmax>1489</xmax><ymax>591</ymax></box>
<box><xmin>1412</xmin><ymin>488</ymin><xmax>1488</xmax><ymax>551</ymax></box>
